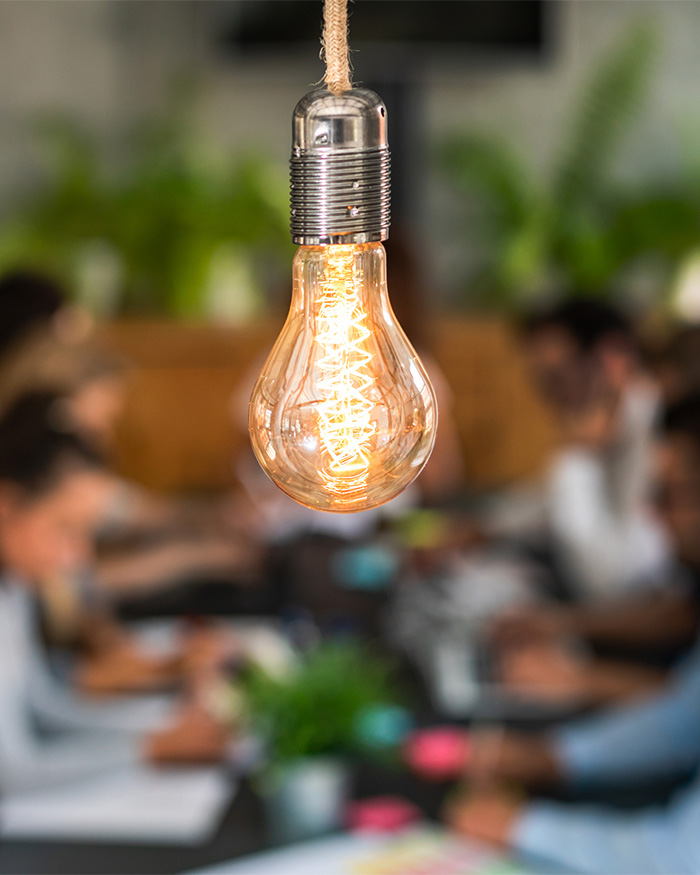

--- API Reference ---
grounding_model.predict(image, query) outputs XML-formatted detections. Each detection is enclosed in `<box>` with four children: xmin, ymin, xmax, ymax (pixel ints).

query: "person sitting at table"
<box><xmin>443</xmin><ymin>635</ymin><xmax>700</xmax><ymax>875</ymax></box>
<box><xmin>488</xmin><ymin>388</ymin><xmax>700</xmax><ymax>708</ymax></box>
<box><xmin>0</xmin><ymin>392</ymin><xmax>230</xmax><ymax>795</ymax></box>
<box><xmin>388</xmin><ymin>299</ymin><xmax>672</xmax><ymax>715</ymax></box>
<box><xmin>3</xmin><ymin>386</ymin><xmax>252</xmax><ymax>696</ymax></box>
<box><xmin>407</xmin><ymin>393</ymin><xmax>700</xmax><ymax>873</ymax></box>
<box><xmin>512</xmin><ymin>297</ymin><xmax>668</xmax><ymax>599</ymax></box>
<box><xmin>0</xmin><ymin>269</ymin><xmax>263</xmax><ymax>603</ymax></box>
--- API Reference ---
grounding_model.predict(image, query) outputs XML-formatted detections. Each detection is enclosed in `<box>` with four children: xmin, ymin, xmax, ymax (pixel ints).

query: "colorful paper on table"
<box><xmin>189</xmin><ymin>826</ymin><xmax>533</xmax><ymax>874</ymax></box>
<box><xmin>0</xmin><ymin>766</ymin><xmax>234</xmax><ymax>845</ymax></box>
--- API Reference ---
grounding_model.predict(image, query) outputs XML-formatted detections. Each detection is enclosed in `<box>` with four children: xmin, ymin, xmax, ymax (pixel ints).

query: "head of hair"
<box><xmin>662</xmin><ymin>391</ymin><xmax>700</xmax><ymax>457</ymax></box>
<box><xmin>0</xmin><ymin>391</ymin><xmax>104</xmax><ymax>498</ymax></box>
<box><xmin>646</xmin><ymin>324</ymin><xmax>700</xmax><ymax>396</ymax></box>
<box><xmin>520</xmin><ymin>297</ymin><xmax>634</xmax><ymax>355</ymax></box>
<box><xmin>0</xmin><ymin>271</ymin><xmax>66</xmax><ymax>361</ymax></box>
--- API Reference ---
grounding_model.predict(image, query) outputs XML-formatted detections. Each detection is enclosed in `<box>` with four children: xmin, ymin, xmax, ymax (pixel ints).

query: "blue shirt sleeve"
<box><xmin>552</xmin><ymin>643</ymin><xmax>700</xmax><ymax>786</ymax></box>
<box><xmin>513</xmin><ymin>775</ymin><xmax>700</xmax><ymax>875</ymax></box>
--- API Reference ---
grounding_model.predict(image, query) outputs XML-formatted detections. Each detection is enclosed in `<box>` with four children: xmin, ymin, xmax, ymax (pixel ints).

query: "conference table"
<box><xmin>0</xmin><ymin>761</ymin><xmax>451</xmax><ymax>875</ymax></box>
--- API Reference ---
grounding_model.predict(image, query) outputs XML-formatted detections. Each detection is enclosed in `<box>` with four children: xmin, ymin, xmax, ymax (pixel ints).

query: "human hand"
<box><xmin>78</xmin><ymin>643</ymin><xmax>180</xmax><ymax>696</ymax></box>
<box><xmin>469</xmin><ymin>729</ymin><xmax>561</xmax><ymax>788</ymax></box>
<box><xmin>180</xmin><ymin>623</ymin><xmax>239</xmax><ymax>678</ymax></box>
<box><xmin>444</xmin><ymin>787</ymin><xmax>524</xmax><ymax>847</ymax></box>
<box><xmin>144</xmin><ymin>702</ymin><xmax>230</xmax><ymax>765</ymax></box>
<box><xmin>489</xmin><ymin>605</ymin><xmax>573</xmax><ymax>649</ymax></box>
<box><xmin>498</xmin><ymin>642</ymin><xmax>591</xmax><ymax>704</ymax></box>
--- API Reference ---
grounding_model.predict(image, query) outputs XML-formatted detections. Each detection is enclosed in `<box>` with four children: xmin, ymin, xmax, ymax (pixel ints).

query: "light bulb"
<box><xmin>249</xmin><ymin>88</ymin><xmax>437</xmax><ymax>513</ymax></box>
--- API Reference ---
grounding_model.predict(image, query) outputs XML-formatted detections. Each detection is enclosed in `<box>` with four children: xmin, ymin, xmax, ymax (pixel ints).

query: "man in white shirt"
<box><xmin>519</xmin><ymin>298</ymin><xmax>668</xmax><ymax>598</ymax></box>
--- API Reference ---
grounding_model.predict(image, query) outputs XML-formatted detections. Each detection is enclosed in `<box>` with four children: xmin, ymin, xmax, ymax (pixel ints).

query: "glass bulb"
<box><xmin>249</xmin><ymin>241</ymin><xmax>438</xmax><ymax>513</ymax></box>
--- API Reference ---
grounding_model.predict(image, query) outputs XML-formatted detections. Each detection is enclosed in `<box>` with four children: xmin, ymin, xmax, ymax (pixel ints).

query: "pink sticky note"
<box><xmin>403</xmin><ymin>727</ymin><xmax>471</xmax><ymax>780</ymax></box>
<box><xmin>346</xmin><ymin>796</ymin><xmax>421</xmax><ymax>833</ymax></box>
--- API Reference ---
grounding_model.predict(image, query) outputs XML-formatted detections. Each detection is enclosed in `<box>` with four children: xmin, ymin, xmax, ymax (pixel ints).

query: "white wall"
<box><xmin>0</xmin><ymin>0</ymin><xmax>698</xmax><ymax>297</ymax></box>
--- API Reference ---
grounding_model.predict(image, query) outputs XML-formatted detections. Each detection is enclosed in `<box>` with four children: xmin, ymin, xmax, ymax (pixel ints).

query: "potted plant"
<box><xmin>0</xmin><ymin>84</ymin><xmax>292</xmax><ymax>320</ymax></box>
<box><xmin>238</xmin><ymin>640</ymin><xmax>407</xmax><ymax>844</ymax></box>
<box><xmin>439</xmin><ymin>22</ymin><xmax>700</xmax><ymax>310</ymax></box>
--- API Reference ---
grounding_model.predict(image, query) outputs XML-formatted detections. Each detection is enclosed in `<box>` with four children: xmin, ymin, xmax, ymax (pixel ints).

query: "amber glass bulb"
<box><xmin>249</xmin><ymin>242</ymin><xmax>437</xmax><ymax>513</ymax></box>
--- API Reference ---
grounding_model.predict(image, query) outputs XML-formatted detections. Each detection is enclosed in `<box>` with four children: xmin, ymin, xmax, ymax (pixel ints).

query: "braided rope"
<box><xmin>322</xmin><ymin>0</ymin><xmax>352</xmax><ymax>95</ymax></box>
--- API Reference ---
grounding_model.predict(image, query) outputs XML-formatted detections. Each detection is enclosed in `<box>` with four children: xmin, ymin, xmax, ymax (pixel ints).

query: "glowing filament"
<box><xmin>314</xmin><ymin>246</ymin><xmax>376</xmax><ymax>499</ymax></box>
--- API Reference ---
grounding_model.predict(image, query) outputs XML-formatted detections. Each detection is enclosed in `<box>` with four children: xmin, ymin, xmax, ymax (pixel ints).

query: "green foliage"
<box><xmin>439</xmin><ymin>22</ymin><xmax>700</xmax><ymax>309</ymax></box>
<box><xmin>553</xmin><ymin>23</ymin><xmax>655</xmax><ymax>208</ymax></box>
<box><xmin>240</xmin><ymin>641</ymin><xmax>397</xmax><ymax>771</ymax></box>
<box><xmin>0</xmin><ymin>88</ymin><xmax>291</xmax><ymax>317</ymax></box>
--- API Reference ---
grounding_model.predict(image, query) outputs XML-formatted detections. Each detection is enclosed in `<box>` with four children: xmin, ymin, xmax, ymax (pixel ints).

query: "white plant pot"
<box><xmin>264</xmin><ymin>756</ymin><xmax>351</xmax><ymax>844</ymax></box>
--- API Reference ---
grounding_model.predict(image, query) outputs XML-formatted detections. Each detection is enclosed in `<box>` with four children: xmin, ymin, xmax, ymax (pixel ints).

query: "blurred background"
<box><xmin>3</xmin><ymin>0</ymin><xmax>699</xmax><ymax>492</ymax></box>
<box><xmin>5</xmin><ymin>2</ymin><xmax>700</xmax><ymax>874</ymax></box>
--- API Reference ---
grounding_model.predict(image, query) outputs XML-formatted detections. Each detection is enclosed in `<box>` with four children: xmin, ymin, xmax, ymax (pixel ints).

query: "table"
<box><xmin>0</xmin><ymin>761</ymin><xmax>450</xmax><ymax>875</ymax></box>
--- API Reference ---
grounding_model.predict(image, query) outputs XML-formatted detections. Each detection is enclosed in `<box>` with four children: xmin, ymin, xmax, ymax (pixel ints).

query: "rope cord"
<box><xmin>322</xmin><ymin>0</ymin><xmax>352</xmax><ymax>95</ymax></box>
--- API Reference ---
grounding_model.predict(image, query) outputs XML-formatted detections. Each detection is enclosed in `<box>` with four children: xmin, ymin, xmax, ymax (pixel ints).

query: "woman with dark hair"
<box><xmin>0</xmin><ymin>393</ymin><xmax>227</xmax><ymax>795</ymax></box>
<box><xmin>0</xmin><ymin>270</ymin><xmax>67</xmax><ymax>358</ymax></box>
<box><xmin>0</xmin><ymin>268</ymin><xmax>260</xmax><ymax>604</ymax></box>
<box><xmin>0</xmin><ymin>270</ymin><xmax>96</xmax><ymax>418</ymax></box>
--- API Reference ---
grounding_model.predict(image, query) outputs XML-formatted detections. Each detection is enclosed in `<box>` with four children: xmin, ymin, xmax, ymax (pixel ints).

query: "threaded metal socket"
<box><xmin>290</xmin><ymin>88</ymin><xmax>391</xmax><ymax>245</ymax></box>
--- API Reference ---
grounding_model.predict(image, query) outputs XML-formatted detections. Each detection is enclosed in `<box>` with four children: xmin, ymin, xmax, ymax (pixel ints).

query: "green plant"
<box><xmin>0</xmin><ymin>86</ymin><xmax>292</xmax><ymax>318</ymax></box>
<box><xmin>240</xmin><ymin>641</ymin><xmax>398</xmax><ymax>774</ymax></box>
<box><xmin>440</xmin><ymin>22</ymin><xmax>700</xmax><ymax>308</ymax></box>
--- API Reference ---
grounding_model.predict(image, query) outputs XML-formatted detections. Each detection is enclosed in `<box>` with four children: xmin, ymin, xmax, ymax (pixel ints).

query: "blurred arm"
<box><xmin>0</xmin><ymin>699</ymin><xmax>139</xmax><ymax>796</ymax></box>
<box><xmin>0</xmin><ymin>587</ymin><xmax>140</xmax><ymax>795</ymax></box>
<box><xmin>565</xmin><ymin>591</ymin><xmax>699</xmax><ymax>648</ymax></box>
<box><xmin>28</xmin><ymin>644</ymin><xmax>172</xmax><ymax>735</ymax></box>
<box><xmin>11</xmin><ymin>585</ymin><xmax>171</xmax><ymax>735</ymax></box>
<box><xmin>96</xmin><ymin>538</ymin><xmax>258</xmax><ymax>594</ymax></box>
<box><xmin>514</xmin><ymin>780</ymin><xmax>700</xmax><ymax>875</ymax></box>
<box><xmin>552</xmin><ymin>644</ymin><xmax>700</xmax><ymax>786</ymax></box>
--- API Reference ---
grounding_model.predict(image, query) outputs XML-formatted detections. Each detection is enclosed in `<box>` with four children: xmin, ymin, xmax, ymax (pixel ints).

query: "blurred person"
<box><xmin>0</xmin><ymin>267</ymin><xmax>262</xmax><ymax>600</ymax></box>
<box><xmin>0</xmin><ymin>393</ymin><xmax>229</xmax><ymax>795</ymax></box>
<box><xmin>0</xmin><ymin>277</ymin><xmax>236</xmax><ymax>548</ymax></box>
<box><xmin>0</xmin><ymin>269</ymin><xmax>92</xmax><ymax>358</ymax></box>
<box><xmin>516</xmin><ymin>297</ymin><xmax>668</xmax><ymax>599</ymax></box>
<box><xmin>441</xmin><ymin>635</ymin><xmax>700</xmax><ymax>875</ymax></box>
<box><xmin>9</xmin><ymin>390</ymin><xmax>251</xmax><ymax>696</ymax></box>
<box><xmin>404</xmin><ymin>394</ymin><xmax>700</xmax><ymax>872</ymax></box>
<box><xmin>490</xmin><ymin>391</ymin><xmax>700</xmax><ymax>707</ymax></box>
<box><xmin>412</xmin><ymin>646</ymin><xmax>700</xmax><ymax>871</ymax></box>
<box><xmin>0</xmin><ymin>270</ymin><xmax>95</xmax><ymax>415</ymax></box>
<box><xmin>395</xmin><ymin>299</ymin><xmax>670</xmax><ymax>709</ymax></box>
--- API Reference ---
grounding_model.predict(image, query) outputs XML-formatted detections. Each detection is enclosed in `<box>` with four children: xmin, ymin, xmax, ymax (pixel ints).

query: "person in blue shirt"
<box><xmin>413</xmin><ymin>392</ymin><xmax>700</xmax><ymax>874</ymax></box>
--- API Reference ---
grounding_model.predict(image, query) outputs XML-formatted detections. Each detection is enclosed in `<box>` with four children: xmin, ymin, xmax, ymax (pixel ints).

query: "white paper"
<box><xmin>0</xmin><ymin>765</ymin><xmax>234</xmax><ymax>845</ymax></box>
